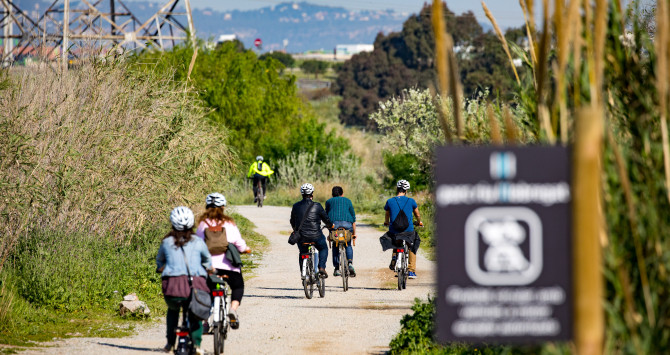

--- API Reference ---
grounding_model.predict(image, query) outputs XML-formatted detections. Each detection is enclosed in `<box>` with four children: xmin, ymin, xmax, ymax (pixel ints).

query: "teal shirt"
<box><xmin>325</xmin><ymin>196</ymin><xmax>356</xmax><ymax>223</ymax></box>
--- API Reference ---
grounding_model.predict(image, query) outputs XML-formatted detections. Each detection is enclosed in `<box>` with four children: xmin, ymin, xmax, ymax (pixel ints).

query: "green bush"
<box><xmin>383</xmin><ymin>152</ymin><xmax>430</xmax><ymax>191</ymax></box>
<box><xmin>131</xmin><ymin>41</ymin><xmax>347</xmax><ymax>163</ymax></box>
<box><xmin>390</xmin><ymin>299</ymin><xmax>566</xmax><ymax>355</ymax></box>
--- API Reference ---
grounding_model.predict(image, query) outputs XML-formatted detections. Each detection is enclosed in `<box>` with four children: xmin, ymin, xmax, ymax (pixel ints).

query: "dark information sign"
<box><xmin>434</xmin><ymin>146</ymin><xmax>572</xmax><ymax>343</ymax></box>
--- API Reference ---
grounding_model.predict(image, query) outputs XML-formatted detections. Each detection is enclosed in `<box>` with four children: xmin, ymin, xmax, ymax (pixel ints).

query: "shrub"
<box><xmin>131</xmin><ymin>42</ymin><xmax>346</xmax><ymax>163</ymax></box>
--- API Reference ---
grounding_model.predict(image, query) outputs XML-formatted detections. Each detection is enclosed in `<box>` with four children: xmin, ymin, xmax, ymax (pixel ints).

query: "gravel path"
<box><xmin>20</xmin><ymin>205</ymin><xmax>435</xmax><ymax>354</ymax></box>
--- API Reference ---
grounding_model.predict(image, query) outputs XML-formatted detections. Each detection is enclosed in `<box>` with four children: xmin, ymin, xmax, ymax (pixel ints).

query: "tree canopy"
<box><xmin>132</xmin><ymin>41</ymin><xmax>347</xmax><ymax>163</ymax></box>
<box><xmin>259</xmin><ymin>51</ymin><xmax>295</xmax><ymax>68</ymax></box>
<box><xmin>300</xmin><ymin>59</ymin><xmax>329</xmax><ymax>78</ymax></box>
<box><xmin>332</xmin><ymin>4</ymin><xmax>519</xmax><ymax>128</ymax></box>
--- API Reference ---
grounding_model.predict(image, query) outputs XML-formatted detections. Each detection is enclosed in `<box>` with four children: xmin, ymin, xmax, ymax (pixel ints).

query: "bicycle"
<box><xmin>174</xmin><ymin>305</ymin><xmax>195</xmax><ymax>355</ymax></box>
<box><xmin>300</xmin><ymin>242</ymin><xmax>325</xmax><ymax>299</ymax></box>
<box><xmin>208</xmin><ymin>274</ymin><xmax>230</xmax><ymax>355</ymax></box>
<box><xmin>329</xmin><ymin>227</ymin><xmax>355</xmax><ymax>292</ymax></box>
<box><xmin>386</xmin><ymin>221</ymin><xmax>422</xmax><ymax>291</ymax></box>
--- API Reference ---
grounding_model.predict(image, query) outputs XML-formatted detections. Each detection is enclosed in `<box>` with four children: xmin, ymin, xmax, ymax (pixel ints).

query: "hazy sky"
<box><xmin>183</xmin><ymin>0</ymin><xmax>533</xmax><ymax>28</ymax></box>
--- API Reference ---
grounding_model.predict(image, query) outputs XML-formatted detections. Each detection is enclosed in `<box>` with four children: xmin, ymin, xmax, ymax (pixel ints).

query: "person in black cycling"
<box><xmin>290</xmin><ymin>183</ymin><xmax>334</xmax><ymax>278</ymax></box>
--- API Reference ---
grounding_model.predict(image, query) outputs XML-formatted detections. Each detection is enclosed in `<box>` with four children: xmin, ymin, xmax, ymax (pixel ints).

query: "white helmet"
<box><xmin>170</xmin><ymin>206</ymin><xmax>194</xmax><ymax>231</ymax></box>
<box><xmin>206</xmin><ymin>192</ymin><xmax>227</xmax><ymax>207</ymax></box>
<box><xmin>300</xmin><ymin>183</ymin><xmax>315</xmax><ymax>195</ymax></box>
<box><xmin>397</xmin><ymin>179</ymin><xmax>410</xmax><ymax>191</ymax></box>
<box><xmin>256</xmin><ymin>156</ymin><xmax>263</xmax><ymax>161</ymax></box>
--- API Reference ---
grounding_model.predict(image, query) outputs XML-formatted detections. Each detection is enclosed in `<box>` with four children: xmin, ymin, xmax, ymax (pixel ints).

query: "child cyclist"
<box><xmin>156</xmin><ymin>206</ymin><xmax>212</xmax><ymax>355</ymax></box>
<box><xmin>196</xmin><ymin>193</ymin><xmax>251</xmax><ymax>330</ymax></box>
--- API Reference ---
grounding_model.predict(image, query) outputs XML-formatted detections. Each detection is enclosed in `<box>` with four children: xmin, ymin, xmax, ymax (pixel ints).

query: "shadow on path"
<box><xmin>244</xmin><ymin>294</ymin><xmax>304</xmax><ymax>300</ymax></box>
<box><xmin>97</xmin><ymin>343</ymin><xmax>162</xmax><ymax>352</ymax></box>
<box><xmin>295</xmin><ymin>305</ymin><xmax>410</xmax><ymax>311</ymax></box>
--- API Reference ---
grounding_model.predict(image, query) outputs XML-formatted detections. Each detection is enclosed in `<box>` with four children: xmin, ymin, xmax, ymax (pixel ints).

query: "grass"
<box><xmin>0</xmin><ymin>213</ymin><xmax>267</xmax><ymax>347</ymax></box>
<box><xmin>0</xmin><ymin>63</ymin><xmax>261</xmax><ymax>347</ymax></box>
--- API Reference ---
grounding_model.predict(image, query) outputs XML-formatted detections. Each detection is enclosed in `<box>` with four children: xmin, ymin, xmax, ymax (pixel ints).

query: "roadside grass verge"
<box><xmin>0</xmin><ymin>213</ymin><xmax>267</xmax><ymax>347</ymax></box>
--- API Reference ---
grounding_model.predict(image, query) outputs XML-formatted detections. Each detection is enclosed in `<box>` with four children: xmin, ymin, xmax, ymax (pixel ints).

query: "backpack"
<box><xmin>391</xmin><ymin>198</ymin><xmax>410</xmax><ymax>232</ymax></box>
<box><xmin>204</xmin><ymin>220</ymin><xmax>229</xmax><ymax>255</ymax></box>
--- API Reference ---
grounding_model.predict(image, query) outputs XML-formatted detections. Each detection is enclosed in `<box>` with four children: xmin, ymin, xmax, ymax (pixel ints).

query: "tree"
<box><xmin>333</xmin><ymin>4</ymin><xmax>519</xmax><ymax>128</ymax></box>
<box><xmin>259</xmin><ymin>51</ymin><xmax>295</xmax><ymax>69</ymax></box>
<box><xmin>132</xmin><ymin>41</ymin><xmax>347</xmax><ymax>162</ymax></box>
<box><xmin>300</xmin><ymin>60</ymin><xmax>329</xmax><ymax>78</ymax></box>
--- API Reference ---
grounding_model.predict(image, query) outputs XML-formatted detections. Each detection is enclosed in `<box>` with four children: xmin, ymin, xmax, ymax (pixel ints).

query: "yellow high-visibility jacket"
<box><xmin>247</xmin><ymin>160</ymin><xmax>274</xmax><ymax>177</ymax></box>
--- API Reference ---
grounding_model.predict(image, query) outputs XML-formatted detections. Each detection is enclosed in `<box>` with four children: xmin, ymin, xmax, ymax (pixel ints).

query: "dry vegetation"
<box><xmin>0</xmin><ymin>64</ymin><xmax>236</xmax><ymax>272</ymax></box>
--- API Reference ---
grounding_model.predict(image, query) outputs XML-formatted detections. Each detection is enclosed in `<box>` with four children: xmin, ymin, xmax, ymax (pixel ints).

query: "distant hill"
<box><xmin>183</xmin><ymin>2</ymin><xmax>409</xmax><ymax>53</ymax></box>
<box><xmin>14</xmin><ymin>1</ymin><xmax>490</xmax><ymax>53</ymax></box>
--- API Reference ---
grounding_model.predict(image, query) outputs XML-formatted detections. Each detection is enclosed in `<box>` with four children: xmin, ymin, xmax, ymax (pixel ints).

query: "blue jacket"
<box><xmin>156</xmin><ymin>235</ymin><xmax>212</xmax><ymax>277</ymax></box>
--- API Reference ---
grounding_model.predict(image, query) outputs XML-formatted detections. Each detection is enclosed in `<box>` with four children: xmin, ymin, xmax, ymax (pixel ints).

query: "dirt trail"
<box><xmin>21</xmin><ymin>205</ymin><xmax>435</xmax><ymax>354</ymax></box>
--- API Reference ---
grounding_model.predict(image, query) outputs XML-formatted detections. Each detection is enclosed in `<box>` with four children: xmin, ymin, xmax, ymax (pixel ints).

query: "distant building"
<box><xmin>216</xmin><ymin>34</ymin><xmax>237</xmax><ymax>44</ymax></box>
<box><xmin>334</xmin><ymin>44</ymin><xmax>374</xmax><ymax>60</ymax></box>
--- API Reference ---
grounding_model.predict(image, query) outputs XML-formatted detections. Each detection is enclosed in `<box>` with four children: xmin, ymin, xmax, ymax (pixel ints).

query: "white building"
<box><xmin>335</xmin><ymin>44</ymin><xmax>374</xmax><ymax>60</ymax></box>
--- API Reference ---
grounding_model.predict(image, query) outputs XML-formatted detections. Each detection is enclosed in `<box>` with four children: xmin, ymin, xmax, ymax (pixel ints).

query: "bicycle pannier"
<box><xmin>204</xmin><ymin>220</ymin><xmax>228</xmax><ymax>255</ymax></box>
<box><xmin>328</xmin><ymin>228</ymin><xmax>352</xmax><ymax>246</ymax></box>
<box><xmin>391</xmin><ymin>198</ymin><xmax>410</xmax><ymax>232</ymax></box>
<box><xmin>188</xmin><ymin>287</ymin><xmax>211</xmax><ymax>321</ymax></box>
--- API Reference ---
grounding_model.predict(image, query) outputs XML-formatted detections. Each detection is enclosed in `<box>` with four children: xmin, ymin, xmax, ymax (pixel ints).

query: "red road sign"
<box><xmin>254</xmin><ymin>38</ymin><xmax>262</xmax><ymax>48</ymax></box>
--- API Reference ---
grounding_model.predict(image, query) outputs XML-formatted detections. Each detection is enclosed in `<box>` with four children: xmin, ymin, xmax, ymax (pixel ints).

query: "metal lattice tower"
<box><xmin>1</xmin><ymin>0</ymin><xmax>195</xmax><ymax>68</ymax></box>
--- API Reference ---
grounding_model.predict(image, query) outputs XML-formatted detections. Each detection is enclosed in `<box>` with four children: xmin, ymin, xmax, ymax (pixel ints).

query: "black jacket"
<box><xmin>290</xmin><ymin>198</ymin><xmax>333</xmax><ymax>242</ymax></box>
<box><xmin>379</xmin><ymin>231</ymin><xmax>421</xmax><ymax>254</ymax></box>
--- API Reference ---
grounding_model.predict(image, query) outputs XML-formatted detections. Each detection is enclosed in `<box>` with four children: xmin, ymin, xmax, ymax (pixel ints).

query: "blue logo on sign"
<box><xmin>490</xmin><ymin>152</ymin><xmax>516</xmax><ymax>180</ymax></box>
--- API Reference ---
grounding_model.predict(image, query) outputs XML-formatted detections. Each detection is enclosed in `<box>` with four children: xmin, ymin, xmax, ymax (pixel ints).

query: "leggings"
<box><xmin>216</xmin><ymin>269</ymin><xmax>244</xmax><ymax>303</ymax></box>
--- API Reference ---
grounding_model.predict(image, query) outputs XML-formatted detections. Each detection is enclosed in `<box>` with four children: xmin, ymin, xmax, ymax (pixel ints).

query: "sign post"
<box><xmin>434</xmin><ymin>146</ymin><xmax>572</xmax><ymax>344</ymax></box>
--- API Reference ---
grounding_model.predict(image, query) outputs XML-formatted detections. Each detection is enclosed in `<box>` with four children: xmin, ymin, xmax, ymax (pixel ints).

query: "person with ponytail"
<box><xmin>196</xmin><ymin>193</ymin><xmax>251</xmax><ymax>330</ymax></box>
<box><xmin>156</xmin><ymin>206</ymin><xmax>212</xmax><ymax>355</ymax></box>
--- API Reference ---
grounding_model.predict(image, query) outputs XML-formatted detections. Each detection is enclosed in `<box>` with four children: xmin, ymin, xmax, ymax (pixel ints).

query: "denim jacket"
<box><xmin>156</xmin><ymin>235</ymin><xmax>212</xmax><ymax>278</ymax></box>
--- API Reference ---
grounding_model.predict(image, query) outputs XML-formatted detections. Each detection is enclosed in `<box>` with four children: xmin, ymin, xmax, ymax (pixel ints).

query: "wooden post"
<box><xmin>573</xmin><ymin>107</ymin><xmax>604</xmax><ymax>355</ymax></box>
<box><xmin>62</xmin><ymin>0</ymin><xmax>69</xmax><ymax>71</ymax></box>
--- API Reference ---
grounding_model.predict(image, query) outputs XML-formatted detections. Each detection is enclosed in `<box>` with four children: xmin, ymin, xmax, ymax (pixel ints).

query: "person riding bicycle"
<box><xmin>196</xmin><ymin>193</ymin><xmax>251</xmax><ymax>331</ymax></box>
<box><xmin>290</xmin><ymin>183</ymin><xmax>334</xmax><ymax>278</ymax></box>
<box><xmin>246</xmin><ymin>156</ymin><xmax>274</xmax><ymax>202</ymax></box>
<box><xmin>384</xmin><ymin>180</ymin><xmax>423</xmax><ymax>279</ymax></box>
<box><xmin>156</xmin><ymin>206</ymin><xmax>213</xmax><ymax>355</ymax></box>
<box><xmin>325</xmin><ymin>186</ymin><xmax>357</xmax><ymax>277</ymax></box>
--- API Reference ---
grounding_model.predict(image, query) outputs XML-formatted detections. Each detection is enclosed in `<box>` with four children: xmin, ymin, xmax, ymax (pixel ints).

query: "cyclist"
<box><xmin>290</xmin><ymin>183</ymin><xmax>334</xmax><ymax>278</ymax></box>
<box><xmin>384</xmin><ymin>180</ymin><xmax>423</xmax><ymax>279</ymax></box>
<box><xmin>246</xmin><ymin>156</ymin><xmax>274</xmax><ymax>202</ymax></box>
<box><xmin>195</xmin><ymin>193</ymin><xmax>251</xmax><ymax>330</ymax></box>
<box><xmin>156</xmin><ymin>206</ymin><xmax>212</xmax><ymax>355</ymax></box>
<box><xmin>325</xmin><ymin>186</ymin><xmax>357</xmax><ymax>277</ymax></box>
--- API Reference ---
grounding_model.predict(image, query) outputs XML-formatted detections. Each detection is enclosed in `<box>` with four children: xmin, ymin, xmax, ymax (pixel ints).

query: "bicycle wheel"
<box><xmin>213</xmin><ymin>301</ymin><xmax>225</xmax><ymax>355</ymax></box>
<box><xmin>304</xmin><ymin>258</ymin><xmax>314</xmax><ymax>299</ymax></box>
<box><xmin>256</xmin><ymin>182</ymin><xmax>264</xmax><ymax>208</ymax></box>
<box><xmin>402</xmin><ymin>253</ymin><xmax>409</xmax><ymax>289</ymax></box>
<box><xmin>318</xmin><ymin>273</ymin><xmax>326</xmax><ymax>298</ymax></box>
<box><xmin>339</xmin><ymin>244</ymin><xmax>348</xmax><ymax>292</ymax></box>
<box><xmin>397</xmin><ymin>254</ymin><xmax>404</xmax><ymax>290</ymax></box>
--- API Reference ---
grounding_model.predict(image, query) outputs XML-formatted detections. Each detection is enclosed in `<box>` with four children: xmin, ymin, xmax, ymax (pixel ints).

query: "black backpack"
<box><xmin>391</xmin><ymin>197</ymin><xmax>410</xmax><ymax>232</ymax></box>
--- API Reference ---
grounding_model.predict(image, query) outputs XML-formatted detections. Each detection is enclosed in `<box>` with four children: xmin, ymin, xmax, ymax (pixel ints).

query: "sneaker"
<box><xmin>229</xmin><ymin>310</ymin><xmax>239</xmax><ymax>330</ymax></box>
<box><xmin>389</xmin><ymin>258</ymin><xmax>396</xmax><ymax>271</ymax></box>
<box><xmin>195</xmin><ymin>347</ymin><xmax>204</xmax><ymax>355</ymax></box>
<box><xmin>333</xmin><ymin>268</ymin><xmax>341</xmax><ymax>277</ymax></box>
<box><xmin>162</xmin><ymin>344</ymin><xmax>173</xmax><ymax>353</ymax></box>
<box><xmin>408</xmin><ymin>271</ymin><xmax>417</xmax><ymax>279</ymax></box>
<box><xmin>348</xmin><ymin>263</ymin><xmax>356</xmax><ymax>277</ymax></box>
<box><xmin>318</xmin><ymin>268</ymin><xmax>328</xmax><ymax>278</ymax></box>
